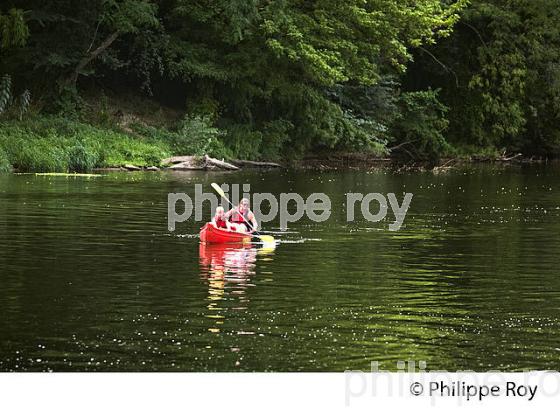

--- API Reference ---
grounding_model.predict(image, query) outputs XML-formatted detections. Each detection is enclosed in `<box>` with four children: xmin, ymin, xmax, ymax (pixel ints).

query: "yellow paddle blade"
<box><xmin>258</xmin><ymin>243</ymin><xmax>276</xmax><ymax>255</ymax></box>
<box><xmin>211</xmin><ymin>182</ymin><xmax>226</xmax><ymax>198</ymax></box>
<box><xmin>257</xmin><ymin>235</ymin><xmax>275</xmax><ymax>243</ymax></box>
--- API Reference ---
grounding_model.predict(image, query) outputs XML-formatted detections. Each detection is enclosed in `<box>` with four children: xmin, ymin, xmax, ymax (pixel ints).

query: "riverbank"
<box><xmin>0</xmin><ymin>115</ymin><xmax>545</xmax><ymax>174</ymax></box>
<box><xmin>0</xmin><ymin>117</ymin><xmax>284</xmax><ymax>173</ymax></box>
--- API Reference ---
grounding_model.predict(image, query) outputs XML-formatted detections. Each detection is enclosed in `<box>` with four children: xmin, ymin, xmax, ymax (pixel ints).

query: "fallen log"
<box><xmin>204</xmin><ymin>155</ymin><xmax>239</xmax><ymax>170</ymax></box>
<box><xmin>229</xmin><ymin>159</ymin><xmax>283</xmax><ymax>168</ymax></box>
<box><xmin>169</xmin><ymin>161</ymin><xmax>206</xmax><ymax>170</ymax></box>
<box><xmin>161</xmin><ymin>155</ymin><xmax>199</xmax><ymax>166</ymax></box>
<box><xmin>164</xmin><ymin>155</ymin><xmax>239</xmax><ymax>171</ymax></box>
<box><xmin>500</xmin><ymin>153</ymin><xmax>522</xmax><ymax>162</ymax></box>
<box><xmin>123</xmin><ymin>164</ymin><xmax>142</xmax><ymax>171</ymax></box>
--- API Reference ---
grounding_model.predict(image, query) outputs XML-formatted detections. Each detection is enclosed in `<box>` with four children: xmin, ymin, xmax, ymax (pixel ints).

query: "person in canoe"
<box><xmin>211</xmin><ymin>206</ymin><xmax>233</xmax><ymax>230</ymax></box>
<box><xmin>225</xmin><ymin>198</ymin><xmax>258</xmax><ymax>233</ymax></box>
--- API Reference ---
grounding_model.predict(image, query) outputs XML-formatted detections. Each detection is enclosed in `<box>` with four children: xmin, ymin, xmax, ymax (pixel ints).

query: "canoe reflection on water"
<box><xmin>199</xmin><ymin>242</ymin><xmax>276</xmax><ymax>333</ymax></box>
<box><xmin>199</xmin><ymin>242</ymin><xmax>258</xmax><ymax>278</ymax></box>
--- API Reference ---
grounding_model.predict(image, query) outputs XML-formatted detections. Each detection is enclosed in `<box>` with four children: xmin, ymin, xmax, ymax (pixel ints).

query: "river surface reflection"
<box><xmin>1</xmin><ymin>165</ymin><xmax>560</xmax><ymax>371</ymax></box>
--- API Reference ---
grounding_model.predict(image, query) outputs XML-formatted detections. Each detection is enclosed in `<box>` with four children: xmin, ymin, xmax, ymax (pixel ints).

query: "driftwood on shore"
<box><xmin>162</xmin><ymin>156</ymin><xmax>200</xmax><ymax>166</ymax></box>
<box><xmin>229</xmin><ymin>159</ymin><xmax>283</xmax><ymax>168</ymax></box>
<box><xmin>123</xmin><ymin>164</ymin><xmax>142</xmax><ymax>171</ymax></box>
<box><xmin>162</xmin><ymin>155</ymin><xmax>284</xmax><ymax>171</ymax></box>
<box><xmin>204</xmin><ymin>155</ymin><xmax>239</xmax><ymax>170</ymax></box>
<box><xmin>163</xmin><ymin>155</ymin><xmax>240</xmax><ymax>171</ymax></box>
<box><xmin>499</xmin><ymin>153</ymin><xmax>522</xmax><ymax>162</ymax></box>
<box><xmin>166</xmin><ymin>156</ymin><xmax>206</xmax><ymax>170</ymax></box>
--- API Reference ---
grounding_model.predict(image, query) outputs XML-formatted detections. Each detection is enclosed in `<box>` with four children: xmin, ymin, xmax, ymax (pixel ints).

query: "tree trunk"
<box><xmin>67</xmin><ymin>31</ymin><xmax>119</xmax><ymax>87</ymax></box>
<box><xmin>204</xmin><ymin>155</ymin><xmax>239</xmax><ymax>170</ymax></box>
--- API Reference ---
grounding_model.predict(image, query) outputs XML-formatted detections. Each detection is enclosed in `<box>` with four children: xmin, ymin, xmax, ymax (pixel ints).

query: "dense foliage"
<box><xmin>406</xmin><ymin>0</ymin><xmax>560</xmax><ymax>158</ymax></box>
<box><xmin>2</xmin><ymin>0</ymin><xmax>560</xmax><ymax>167</ymax></box>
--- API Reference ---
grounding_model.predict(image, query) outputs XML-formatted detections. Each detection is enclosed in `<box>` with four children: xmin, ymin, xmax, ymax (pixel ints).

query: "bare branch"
<box><xmin>67</xmin><ymin>31</ymin><xmax>119</xmax><ymax>86</ymax></box>
<box><xmin>419</xmin><ymin>46</ymin><xmax>460</xmax><ymax>88</ymax></box>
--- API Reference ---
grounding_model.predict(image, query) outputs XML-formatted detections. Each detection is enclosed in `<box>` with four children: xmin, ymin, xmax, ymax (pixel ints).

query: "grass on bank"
<box><xmin>0</xmin><ymin>116</ymin><xmax>171</xmax><ymax>172</ymax></box>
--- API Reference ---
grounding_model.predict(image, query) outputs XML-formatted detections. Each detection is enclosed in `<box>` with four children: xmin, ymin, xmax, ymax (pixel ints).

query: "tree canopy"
<box><xmin>3</xmin><ymin>1</ymin><xmax>560</xmax><ymax>161</ymax></box>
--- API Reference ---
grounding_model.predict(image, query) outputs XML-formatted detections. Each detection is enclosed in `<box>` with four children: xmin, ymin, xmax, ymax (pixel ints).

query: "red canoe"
<box><xmin>199</xmin><ymin>223</ymin><xmax>253</xmax><ymax>244</ymax></box>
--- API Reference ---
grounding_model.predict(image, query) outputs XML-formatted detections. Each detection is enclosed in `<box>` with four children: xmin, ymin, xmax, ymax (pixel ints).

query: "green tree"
<box><xmin>0</xmin><ymin>8</ymin><xmax>29</xmax><ymax>49</ymax></box>
<box><xmin>391</xmin><ymin>89</ymin><xmax>450</xmax><ymax>162</ymax></box>
<box><xmin>1</xmin><ymin>0</ymin><xmax>470</xmax><ymax>160</ymax></box>
<box><xmin>406</xmin><ymin>0</ymin><xmax>560</xmax><ymax>157</ymax></box>
<box><xmin>0</xmin><ymin>1</ymin><xmax>159</xmax><ymax>89</ymax></box>
<box><xmin>163</xmin><ymin>0</ymin><xmax>466</xmax><ymax>157</ymax></box>
<box><xmin>1</xmin><ymin>8</ymin><xmax>30</xmax><ymax>118</ymax></box>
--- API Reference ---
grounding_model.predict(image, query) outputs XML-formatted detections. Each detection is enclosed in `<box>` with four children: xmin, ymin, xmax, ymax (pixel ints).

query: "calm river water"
<box><xmin>1</xmin><ymin>164</ymin><xmax>559</xmax><ymax>371</ymax></box>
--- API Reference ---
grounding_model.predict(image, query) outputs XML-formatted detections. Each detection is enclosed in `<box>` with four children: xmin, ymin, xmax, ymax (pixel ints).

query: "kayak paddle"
<box><xmin>210</xmin><ymin>183</ymin><xmax>275</xmax><ymax>244</ymax></box>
